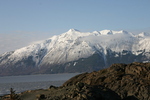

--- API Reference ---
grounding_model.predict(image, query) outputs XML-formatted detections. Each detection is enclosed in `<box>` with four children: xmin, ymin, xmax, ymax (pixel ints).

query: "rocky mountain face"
<box><xmin>0</xmin><ymin>29</ymin><xmax>150</xmax><ymax>76</ymax></box>
<box><xmin>63</xmin><ymin>62</ymin><xmax>150</xmax><ymax>100</ymax></box>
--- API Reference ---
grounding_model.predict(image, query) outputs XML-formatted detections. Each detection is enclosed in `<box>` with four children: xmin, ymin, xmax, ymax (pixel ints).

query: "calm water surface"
<box><xmin>0</xmin><ymin>73</ymin><xmax>79</xmax><ymax>96</ymax></box>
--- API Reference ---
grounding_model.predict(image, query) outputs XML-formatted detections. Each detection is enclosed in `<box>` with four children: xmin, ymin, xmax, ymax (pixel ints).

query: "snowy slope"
<box><xmin>0</xmin><ymin>29</ymin><xmax>150</xmax><ymax>76</ymax></box>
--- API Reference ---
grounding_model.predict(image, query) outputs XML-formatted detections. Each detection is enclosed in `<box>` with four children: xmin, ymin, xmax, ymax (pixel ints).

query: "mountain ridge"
<box><xmin>0</xmin><ymin>29</ymin><xmax>150</xmax><ymax>76</ymax></box>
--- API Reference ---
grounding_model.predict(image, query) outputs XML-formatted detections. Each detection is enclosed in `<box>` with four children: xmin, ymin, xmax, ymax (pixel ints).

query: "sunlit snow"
<box><xmin>0</xmin><ymin>29</ymin><xmax>150</xmax><ymax>67</ymax></box>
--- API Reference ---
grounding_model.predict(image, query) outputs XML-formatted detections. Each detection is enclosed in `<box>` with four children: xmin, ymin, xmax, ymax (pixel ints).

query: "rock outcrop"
<box><xmin>63</xmin><ymin>62</ymin><xmax>150</xmax><ymax>100</ymax></box>
<box><xmin>44</xmin><ymin>83</ymin><xmax>121</xmax><ymax>100</ymax></box>
<box><xmin>1</xmin><ymin>62</ymin><xmax>150</xmax><ymax>100</ymax></box>
<box><xmin>1</xmin><ymin>83</ymin><xmax>121</xmax><ymax>100</ymax></box>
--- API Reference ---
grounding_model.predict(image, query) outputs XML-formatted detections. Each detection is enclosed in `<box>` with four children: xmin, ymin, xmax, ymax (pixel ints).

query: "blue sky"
<box><xmin>0</xmin><ymin>0</ymin><xmax>150</xmax><ymax>53</ymax></box>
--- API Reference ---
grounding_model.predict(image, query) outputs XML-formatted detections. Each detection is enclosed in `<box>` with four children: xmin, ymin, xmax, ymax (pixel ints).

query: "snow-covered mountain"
<box><xmin>0</xmin><ymin>29</ymin><xmax>150</xmax><ymax>76</ymax></box>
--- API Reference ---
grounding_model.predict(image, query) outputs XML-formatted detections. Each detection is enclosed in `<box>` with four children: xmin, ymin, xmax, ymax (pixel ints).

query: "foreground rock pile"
<box><xmin>64</xmin><ymin>62</ymin><xmax>150</xmax><ymax>100</ymax></box>
<box><xmin>1</xmin><ymin>62</ymin><xmax>150</xmax><ymax>100</ymax></box>
<box><xmin>0</xmin><ymin>83</ymin><xmax>121</xmax><ymax>100</ymax></box>
<box><xmin>38</xmin><ymin>83</ymin><xmax>121</xmax><ymax>100</ymax></box>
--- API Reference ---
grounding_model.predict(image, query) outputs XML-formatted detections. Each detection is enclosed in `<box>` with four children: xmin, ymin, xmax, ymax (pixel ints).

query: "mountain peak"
<box><xmin>138</xmin><ymin>32</ymin><xmax>150</xmax><ymax>37</ymax></box>
<box><xmin>120</xmin><ymin>30</ymin><xmax>129</xmax><ymax>34</ymax></box>
<box><xmin>100</xmin><ymin>30</ymin><xmax>113</xmax><ymax>35</ymax></box>
<box><xmin>99</xmin><ymin>30</ymin><xmax>129</xmax><ymax>35</ymax></box>
<box><xmin>67</xmin><ymin>29</ymin><xmax>80</xmax><ymax>33</ymax></box>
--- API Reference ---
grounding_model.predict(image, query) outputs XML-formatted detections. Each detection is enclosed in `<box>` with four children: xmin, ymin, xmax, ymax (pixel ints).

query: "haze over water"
<box><xmin>0</xmin><ymin>73</ymin><xmax>79</xmax><ymax>96</ymax></box>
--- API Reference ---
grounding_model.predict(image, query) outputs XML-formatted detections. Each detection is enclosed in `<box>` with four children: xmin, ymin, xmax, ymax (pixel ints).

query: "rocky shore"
<box><xmin>1</xmin><ymin>62</ymin><xmax>150</xmax><ymax>100</ymax></box>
